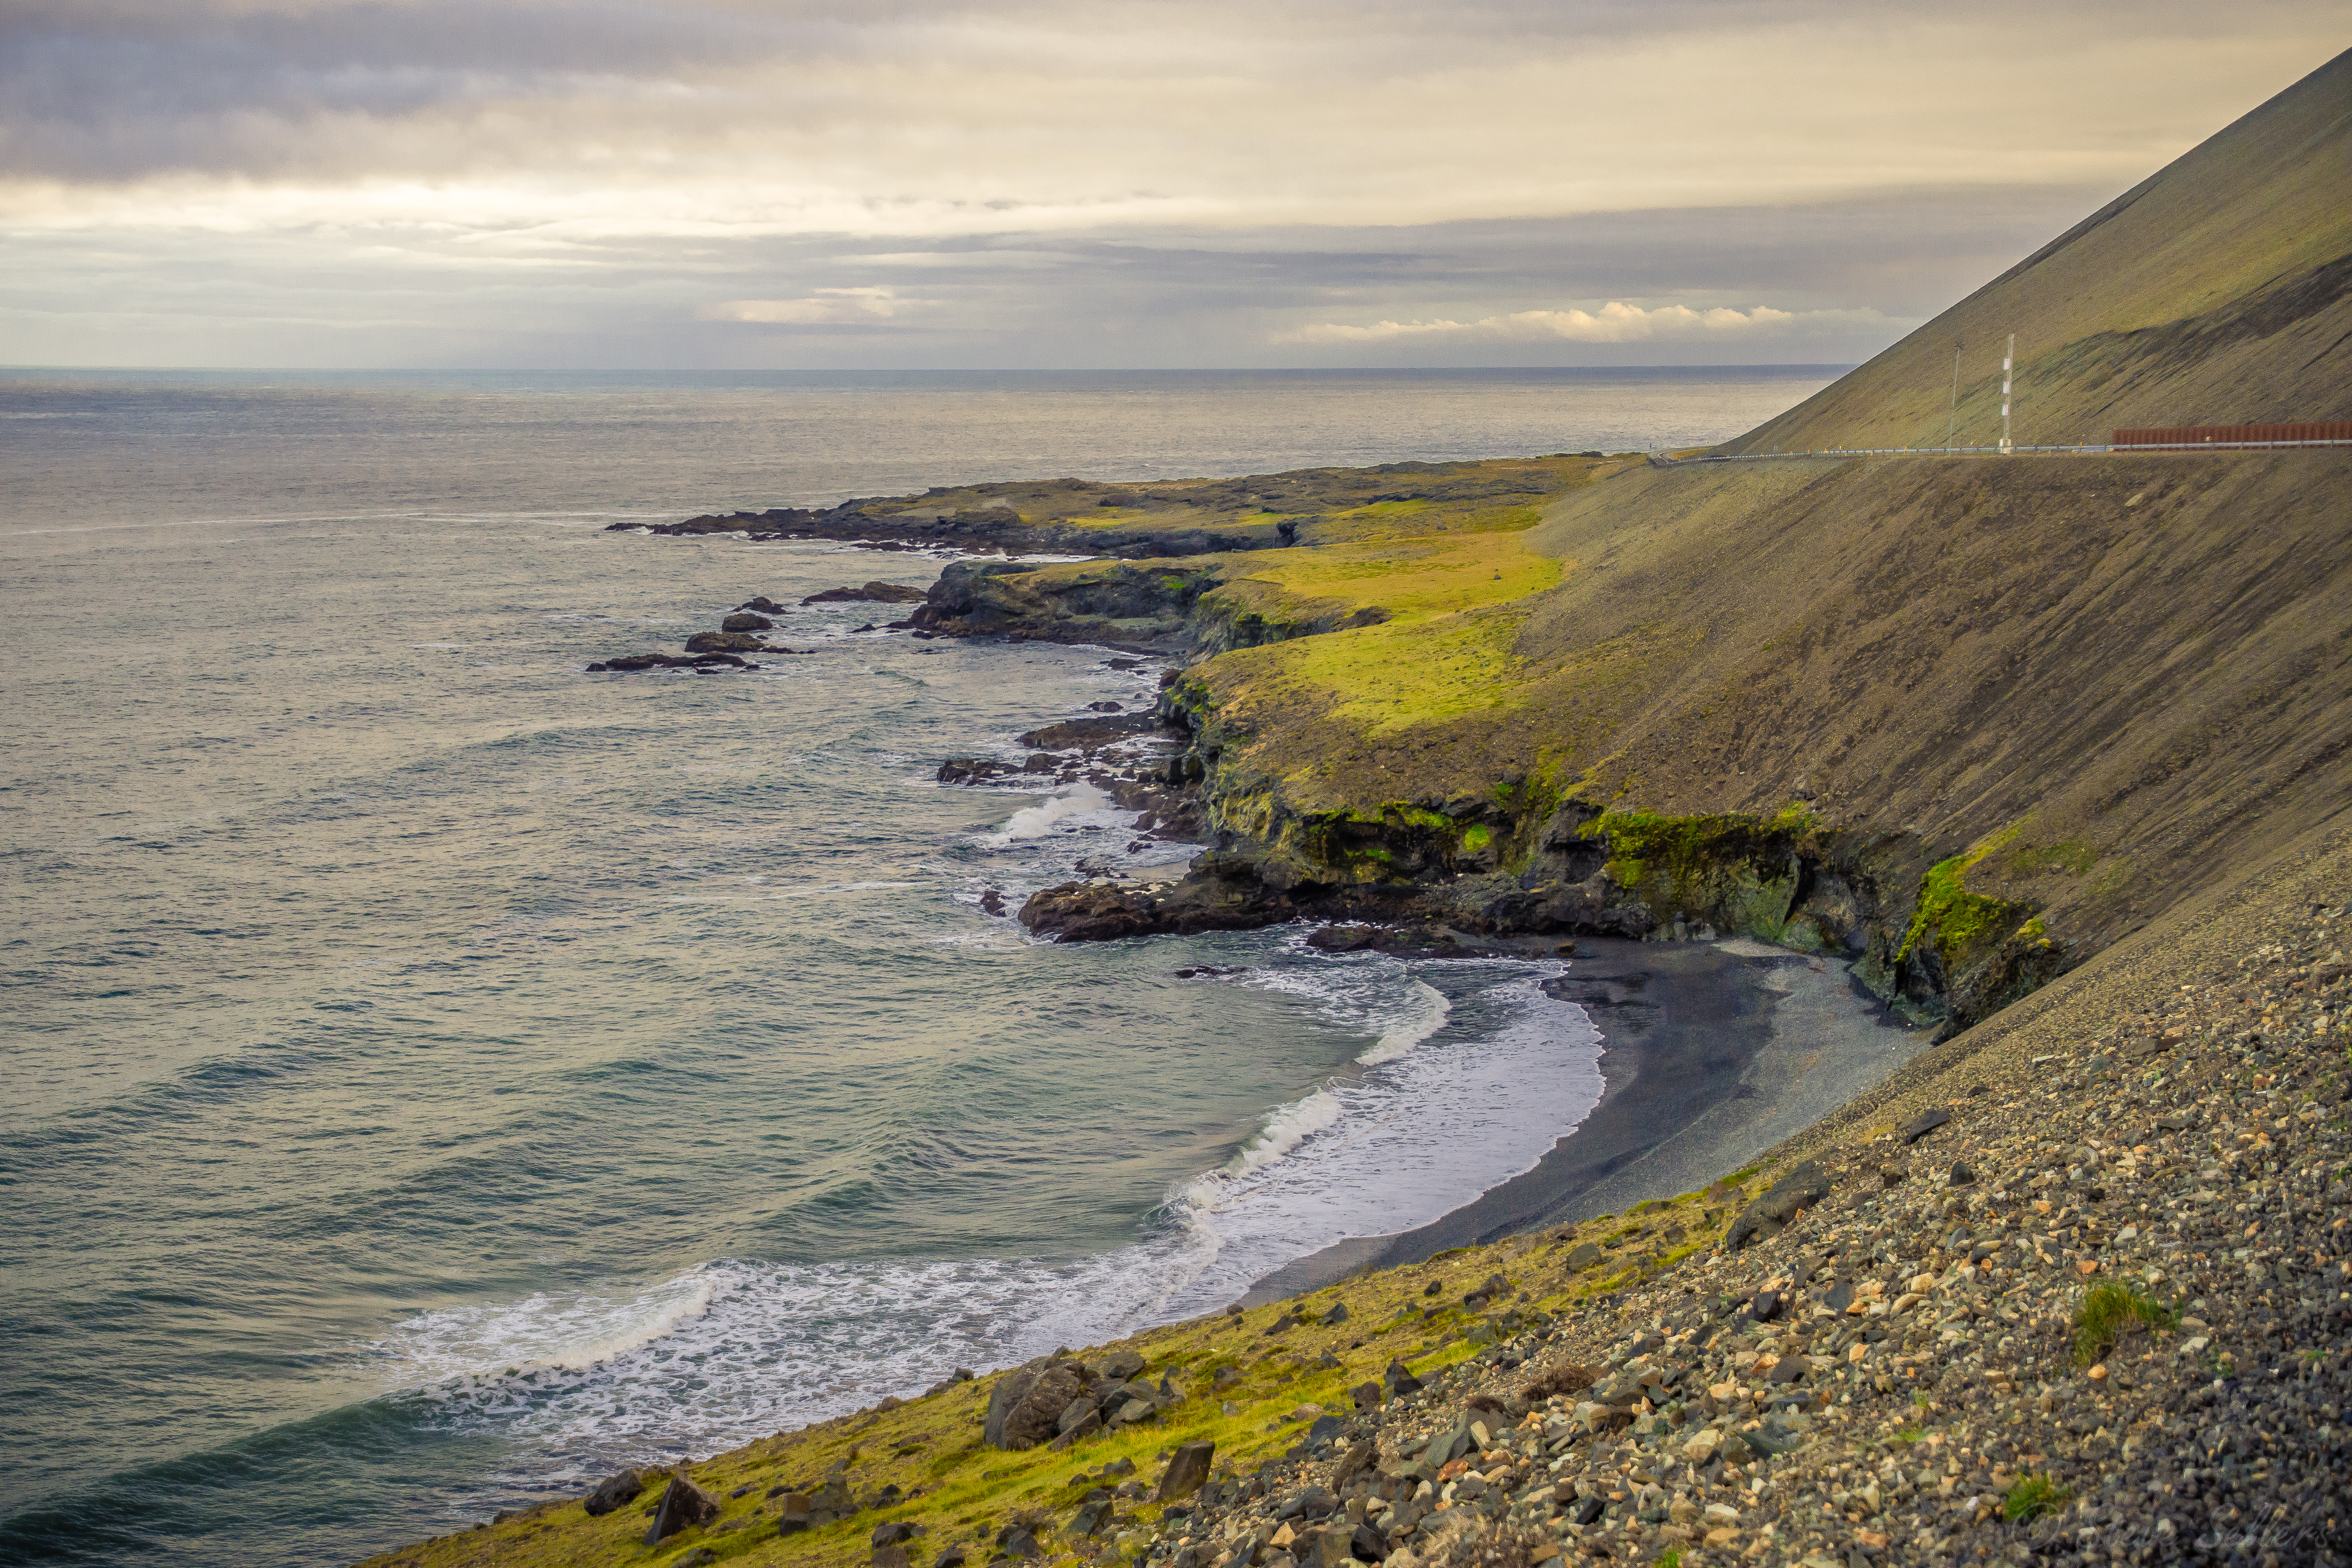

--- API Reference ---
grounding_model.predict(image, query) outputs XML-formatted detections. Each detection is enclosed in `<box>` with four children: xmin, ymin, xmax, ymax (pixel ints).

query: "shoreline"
<box><xmin>1238</xmin><ymin>935</ymin><xmax>1932</xmax><ymax>1303</ymax></box>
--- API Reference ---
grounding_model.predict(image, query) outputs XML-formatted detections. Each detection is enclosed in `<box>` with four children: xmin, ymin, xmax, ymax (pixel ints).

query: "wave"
<box><xmin>370</xmin><ymin>1272</ymin><xmax>718</xmax><ymax>1387</ymax></box>
<box><xmin>1356</xmin><ymin>978</ymin><xmax>1450</xmax><ymax>1064</ymax></box>
<box><xmin>989</xmin><ymin>783</ymin><xmax>1111</xmax><ymax>842</ymax></box>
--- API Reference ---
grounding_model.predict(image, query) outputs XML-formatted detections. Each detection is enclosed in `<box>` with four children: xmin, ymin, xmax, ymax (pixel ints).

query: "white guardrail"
<box><xmin>1657</xmin><ymin>438</ymin><xmax>2352</xmax><ymax>464</ymax></box>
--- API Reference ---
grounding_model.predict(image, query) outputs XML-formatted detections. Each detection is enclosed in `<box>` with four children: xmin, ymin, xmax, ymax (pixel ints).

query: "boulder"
<box><xmin>583</xmin><ymin>1468</ymin><xmax>645</xmax><ymax>1517</ymax></box>
<box><xmin>643</xmin><ymin>1471</ymin><xmax>722</xmax><ymax>1545</ymax></box>
<box><xmin>999</xmin><ymin>1361</ymin><xmax>1084</xmax><ymax>1450</ymax></box>
<box><xmin>873</xmin><ymin>1521</ymin><xmax>920</xmax><ymax>1548</ymax></box>
<box><xmin>1900</xmin><ymin>1107</ymin><xmax>1953</xmax><ymax>1143</ymax></box>
<box><xmin>1382</xmin><ymin>1358</ymin><xmax>1422</xmax><ymax>1396</ymax></box>
<box><xmin>735</xmin><ymin>596</ymin><xmax>787</xmax><ymax>613</ymax></box>
<box><xmin>984</xmin><ymin>1364</ymin><xmax>1042</xmax><ymax>1448</ymax></box>
<box><xmin>1156</xmin><ymin>1440</ymin><xmax>1216</xmax><ymax>1502</ymax></box>
<box><xmin>722</xmin><ymin>612</ymin><xmax>774</xmax><ymax>632</ymax></box>
<box><xmin>1088</xmin><ymin>1348</ymin><xmax>1147</xmax><ymax>1383</ymax></box>
<box><xmin>1564</xmin><ymin>1242</ymin><xmax>1603</xmax><ymax>1271</ymax></box>
<box><xmin>1726</xmin><ymin>1161</ymin><xmax>1831</xmax><ymax>1250</ymax></box>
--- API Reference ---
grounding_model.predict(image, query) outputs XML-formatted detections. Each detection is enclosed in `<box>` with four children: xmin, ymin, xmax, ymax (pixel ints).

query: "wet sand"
<box><xmin>1238</xmin><ymin>936</ymin><xmax>1933</xmax><ymax>1303</ymax></box>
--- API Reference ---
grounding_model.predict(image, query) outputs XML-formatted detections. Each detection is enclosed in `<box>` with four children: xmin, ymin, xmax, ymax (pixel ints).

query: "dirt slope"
<box><xmin>1726</xmin><ymin>48</ymin><xmax>2352</xmax><ymax>454</ymax></box>
<box><xmin>1513</xmin><ymin>448</ymin><xmax>2352</xmax><ymax>967</ymax></box>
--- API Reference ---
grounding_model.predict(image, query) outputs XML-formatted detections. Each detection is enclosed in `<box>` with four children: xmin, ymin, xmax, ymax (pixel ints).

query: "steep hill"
<box><xmin>1728</xmin><ymin>47</ymin><xmax>2352</xmax><ymax>454</ymax></box>
<box><xmin>999</xmin><ymin>49</ymin><xmax>2352</xmax><ymax>1034</ymax></box>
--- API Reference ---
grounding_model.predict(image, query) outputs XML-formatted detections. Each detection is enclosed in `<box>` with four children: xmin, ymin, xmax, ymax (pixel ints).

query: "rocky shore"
<box><xmin>362</xmin><ymin>832</ymin><xmax>2350</xmax><ymax>1568</ymax></box>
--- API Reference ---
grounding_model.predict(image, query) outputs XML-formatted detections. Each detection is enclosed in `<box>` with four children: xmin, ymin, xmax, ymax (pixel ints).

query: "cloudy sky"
<box><xmin>0</xmin><ymin>1</ymin><xmax>2338</xmax><ymax>368</ymax></box>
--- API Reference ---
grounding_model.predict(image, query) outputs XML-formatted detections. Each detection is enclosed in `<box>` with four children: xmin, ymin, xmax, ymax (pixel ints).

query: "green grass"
<box><xmin>2002</xmin><ymin>1473</ymin><xmax>2074</xmax><ymax>1523</ymax></box>
<box><xmin>1897</xmin><ymin>828</ymin><xmax>2037</xmax><ymax>965</ymax></box>
<box><xmin>2072</xmin><ymin>1283</ymin><xmax>2180</xmax><ymax>1366</ymax></box>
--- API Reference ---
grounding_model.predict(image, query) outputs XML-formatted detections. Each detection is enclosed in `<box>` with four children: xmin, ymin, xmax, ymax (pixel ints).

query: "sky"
<box><xmin>0</xmin><ymin>1</ymin><xmax>2341</xmax><ymax>369</ymax></box>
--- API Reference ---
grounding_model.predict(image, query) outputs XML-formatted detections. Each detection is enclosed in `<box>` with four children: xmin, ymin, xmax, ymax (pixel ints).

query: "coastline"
<box><xmin>1238</xmin><ymin>935</ymin><xmax>1932</xmax><ymax>1302</ymax></box>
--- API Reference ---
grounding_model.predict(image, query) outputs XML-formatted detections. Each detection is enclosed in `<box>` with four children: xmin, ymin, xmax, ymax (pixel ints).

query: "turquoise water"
<box><xmin>0</xmin><ymin>368</ymin><xmax>1832</xmax><ymax>1564</ymax></box>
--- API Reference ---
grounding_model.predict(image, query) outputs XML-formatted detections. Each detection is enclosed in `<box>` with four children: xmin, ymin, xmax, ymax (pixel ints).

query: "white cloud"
<box><xmin>697</xmin><ymin>288</ymin><xmax>906</xmax><ymax>324</ymax></box>
<box><xmin>1277</xmin><ymin>302</ymin><xmax>1896</xmax><ymax>345</ymax></box>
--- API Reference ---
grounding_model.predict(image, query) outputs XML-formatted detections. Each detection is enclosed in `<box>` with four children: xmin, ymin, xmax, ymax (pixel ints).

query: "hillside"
<box><xmin>1727</xmin><ymin>47</ymin><xmax>2352</xmax><ymax>454</ymax></box>
<box><xmin>1004</xmin><ymin>50</ymin><xmax>2352</xmax><ymax>1034</ymax></box>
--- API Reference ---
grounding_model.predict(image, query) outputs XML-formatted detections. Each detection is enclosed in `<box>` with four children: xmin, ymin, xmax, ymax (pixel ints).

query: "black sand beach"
<box><xmin>1239</xmin><ymin>936</ymin><xmax>1932</xmax><ymax>1302</ymax></box>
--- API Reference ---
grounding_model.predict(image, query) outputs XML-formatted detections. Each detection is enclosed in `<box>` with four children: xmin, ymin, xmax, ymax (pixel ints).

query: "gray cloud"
<box><xmin>0</xmin><ymin>2</ymin><xmax>2338</xmax><ymax>365</ymax></box>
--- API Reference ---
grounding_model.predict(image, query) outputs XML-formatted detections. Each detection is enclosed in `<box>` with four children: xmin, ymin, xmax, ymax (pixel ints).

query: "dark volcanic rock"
<box><xmin>643</xmin><ymin>1471</ymin><xmax>722</xmax><ymax>1544</ymax></box>
<box><xmin>805</xmin><ymin>581</ymin><xmax>930</xmax><ymax>605</ymax></box>
<box><xmin>996</xmin><ymin>1360</ymin><xmax>1085</xmax><ymax>1450</ymax></box>
<box><xmin>722</xmin><ymin>612</ymin><xmax>773</xmax><ymax>632</ymax></box>
<box><xmin>1015</xmin><ymin>712</ymin><xmax>1168</xmax><ymax>751</ymax></box>
<box><xmin>735</xmin><ymin>596</ymin><xmax>787</xmax><ymax>613</ymax></box>
<box><xmin>937</xmin><ymin>757</ymin><xmax>1014</xmax><ymax>784</ymax></box>
<box><xmin>1156</xmin><ymin>1440</ymin><xmax>1216</xmax><ymax>1502</ymax></box>
<box><xmin>592</xmin><ymin>652</ymin><xmax>757</xmax><ymax>672</ymax></box>
<box><xmin>1899</xmin><ymin>1105</ymin><xmax>1953</xmax><ymax>1142</ymax></box>
<box><xmin>685</xmin><ymin>631</ymin><xmax>768</xmax><ymax>653</ymax></box>
<box><xmin>583</xmin><ymin>1468</ymin><xmax>645</xmax><ymax>1516</ymax></box>
<box><xmin>1725</xmin><ymin>1160</ymin><xmax>1832</xmax><ymax>1250</ymax></box>
<box><xmin>1020</xmin><ymin>856</ymin><xmax>1296</xmax><ymax>942</ymax></box>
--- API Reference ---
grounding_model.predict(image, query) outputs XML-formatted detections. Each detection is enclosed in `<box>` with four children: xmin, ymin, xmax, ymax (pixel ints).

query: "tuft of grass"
<box><xmin>2071</xmin><ymin>1283</ymin><xmax>2180</xmax><ymax>1366</ymax></box>
<box><xmin>2002</xmin><ymin>1473</ymin><xmax>2074</xmax><ymax>1522</ymax></box>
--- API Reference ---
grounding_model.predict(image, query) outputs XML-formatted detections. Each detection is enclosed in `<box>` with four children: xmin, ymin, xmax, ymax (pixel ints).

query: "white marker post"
<box><xmin>2000</xmin><ymin>335</ymin><xmax>2015</xmax><ymax>455</ymax></box>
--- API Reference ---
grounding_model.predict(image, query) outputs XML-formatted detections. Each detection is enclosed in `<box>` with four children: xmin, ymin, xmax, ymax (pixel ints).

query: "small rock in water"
<box><xmin>980</xmin><ymin>888</ymin><xmax>1008</xmax><ymax>917</ymax></box>
<box><xmin>1088</xmin><ymin>700</ymin><xmax>1123</xmax><ymax>712</ymax></box>
<box><xmin>722</xmin><ymin>612</ymin><xmax>773</xmax><ymax>632</ymax></box>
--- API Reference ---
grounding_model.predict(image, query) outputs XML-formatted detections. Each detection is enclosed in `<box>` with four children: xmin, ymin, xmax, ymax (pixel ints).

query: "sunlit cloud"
<box><xmin>1277</xmin><ymin>303</ymin><xmax>1898</xmax><ymax>345</ymax></box>
<box><xmin>698</xmin><ymin>289</ymin><xmax>909</xmax><ymax>324</ymax></box>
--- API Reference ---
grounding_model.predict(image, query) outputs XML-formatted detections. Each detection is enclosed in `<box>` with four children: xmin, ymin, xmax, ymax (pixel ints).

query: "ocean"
<box><xmin>0</xmin><ymin>367</ymin><xmax>1836</xmax><ymax>1564</ymax></box>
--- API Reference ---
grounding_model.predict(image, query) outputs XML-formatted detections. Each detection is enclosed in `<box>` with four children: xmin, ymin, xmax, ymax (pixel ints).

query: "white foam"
<box><xmin>373</xmin><ymin>1271</ymin><xmax>717</xmax><ymax>1387</ymax></box>
<box><xmin>1229</xmin><ymin>1089</ymin><xmax>1343</xmax><ymax>1177</ymax></box>
<box><xmin>1355</xmin><ymin>978</ymin><xmax>1451</xmax><ymax>1064</ymax></box>
<box><xmin>991</xmin><ymin>783</ymin><xmax>1110</xmax><ymax>841</ymax></box>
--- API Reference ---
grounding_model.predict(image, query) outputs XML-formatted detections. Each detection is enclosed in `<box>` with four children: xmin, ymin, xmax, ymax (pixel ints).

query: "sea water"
<box><xmin>0</xmin><ymin>368</ymin><xmax>1833</xmax><ymax>1564</ymax></box>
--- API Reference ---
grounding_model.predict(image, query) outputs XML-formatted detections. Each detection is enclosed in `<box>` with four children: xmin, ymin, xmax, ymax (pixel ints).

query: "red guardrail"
<box><xmin>2114</xmin><ymin>422</ymin><xmax>2352</xmax><ymax>447</ymax></box>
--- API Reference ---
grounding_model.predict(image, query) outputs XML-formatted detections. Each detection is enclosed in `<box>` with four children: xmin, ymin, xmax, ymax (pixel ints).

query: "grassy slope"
<box><xmin>1725</xmin><ymin>47</ymin><xmax>2352</xmax><ymax>454</ymax></box>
